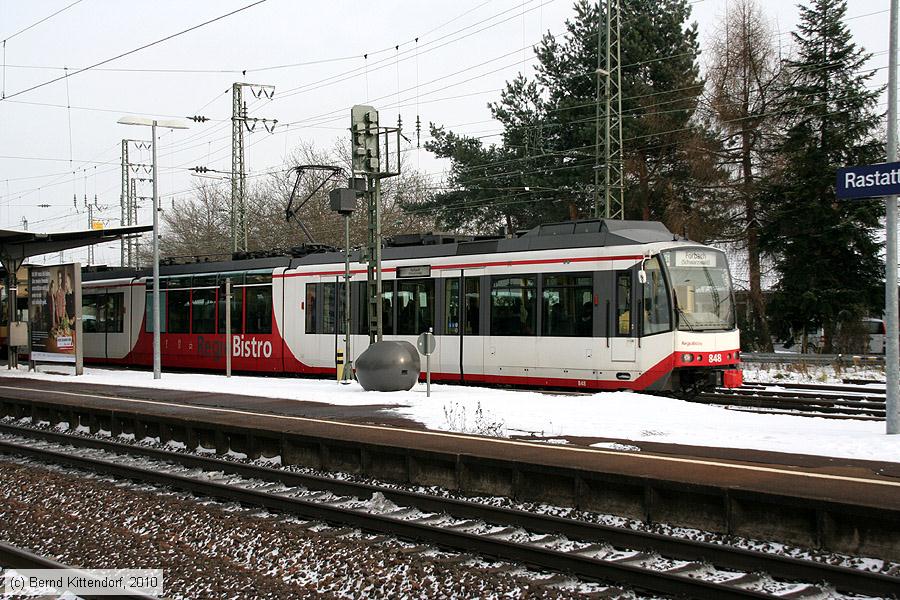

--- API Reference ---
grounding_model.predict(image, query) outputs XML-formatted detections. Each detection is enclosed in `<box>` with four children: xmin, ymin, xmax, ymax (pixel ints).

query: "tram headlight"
<box><xmin>681</xmin><ymin>353</ymin><xmax>694</xmax><ymax>363</ymax></box>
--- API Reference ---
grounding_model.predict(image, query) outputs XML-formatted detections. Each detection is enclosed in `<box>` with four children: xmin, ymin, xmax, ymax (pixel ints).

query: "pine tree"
<box><xmin>760</xmin><ymin>0</ymin><xmax>884</xmax><ymax>351</ymax></box>
<box><xmin>421</xmin><ymin>0</ymin><xmax>725</xmax><ymax>236</ymax></box>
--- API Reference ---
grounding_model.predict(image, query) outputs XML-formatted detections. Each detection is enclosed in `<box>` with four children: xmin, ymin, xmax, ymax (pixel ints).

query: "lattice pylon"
<box><xmin>597</xmin><ymin>0</ymin><xmax>624</xmax><ymax>220</ymax></box>
<box><xmin>231</xmin><ymin>82</ymin><xmax>246</xmax><ymax>253</ymax></box>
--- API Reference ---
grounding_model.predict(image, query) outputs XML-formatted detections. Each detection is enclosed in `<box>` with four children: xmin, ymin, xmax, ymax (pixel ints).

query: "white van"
<box><xmin>863</xmin><ymin>317</ymin><xmax>886</xmax><ymax>354</ymax></box>
<box><xmin>803</xmin><ymin>318</ymin><xmax>885</xmax><ymax>354</ymax></box>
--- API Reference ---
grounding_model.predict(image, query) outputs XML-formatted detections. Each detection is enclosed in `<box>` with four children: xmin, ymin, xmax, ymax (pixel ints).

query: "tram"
<box><xmin>71</xmin><ymin>219</ymin><xmax>741</xmax><ymax>393</ymax></box>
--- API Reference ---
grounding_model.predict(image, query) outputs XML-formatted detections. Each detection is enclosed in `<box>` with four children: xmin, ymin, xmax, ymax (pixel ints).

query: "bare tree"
<box><xmin>158</xmin><ymin>181</ymin><xmax>230</xmax><ymax>260</ymax></box>
<box><xmin>706</xmin><ymin>0</ymin><xmax>783</xmax><ymax>350</ymax></box>
<box><xmin>252</xmin><ymin>139</ymin><xmax>436</xmax><ymax>249</ymax></box>
<box><xmin>158</xmin><ymin>139</ymin><xmax>436</xmax><ymax>260</ymax></box>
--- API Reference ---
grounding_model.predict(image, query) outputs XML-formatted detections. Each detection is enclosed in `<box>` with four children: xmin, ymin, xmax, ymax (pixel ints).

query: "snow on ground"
<box><xmin>1</xmin><ymin>365</ymin><xmax>898</xmax><ymax>464</ymax></box>
<box><xmin>742</xmin><ymin>363</ymin><xmax>885</xmax><ymax>385</ymax></box>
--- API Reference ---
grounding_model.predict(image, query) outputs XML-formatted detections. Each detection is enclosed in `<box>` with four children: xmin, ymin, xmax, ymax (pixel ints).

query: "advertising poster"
<box><xmin>28</xmin><ymin>263</ymin><xmax>82</xmax><ymax>369</ymax></box>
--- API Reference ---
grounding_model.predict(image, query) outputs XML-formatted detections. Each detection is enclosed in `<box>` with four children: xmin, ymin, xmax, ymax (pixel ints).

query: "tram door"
<box><xmin>319</xmin><ymin>275</ymin><xmax>341</xmax><ymax>367</ymax></box>
<box><xmin>610</xmin><ymin>270</ymin><xmax>637</xmax><ymax>362</ymax></box>
<box><xmin>440</xmin><ymin>271</ymin><xmax>484</xmax><ymax>380</ymax></box>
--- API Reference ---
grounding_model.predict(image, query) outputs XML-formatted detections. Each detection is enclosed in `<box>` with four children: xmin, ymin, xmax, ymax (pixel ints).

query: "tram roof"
<box><xmin>81</xmin><ymin>219</ymin><xmax>679</xmax><ymax>282</ymax></box>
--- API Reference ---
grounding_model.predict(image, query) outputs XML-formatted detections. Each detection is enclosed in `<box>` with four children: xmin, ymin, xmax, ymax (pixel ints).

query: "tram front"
<box><xmin>660</xmin><ymin>246</ymin><xmax>742</xmax><ymax>393</ymax></box>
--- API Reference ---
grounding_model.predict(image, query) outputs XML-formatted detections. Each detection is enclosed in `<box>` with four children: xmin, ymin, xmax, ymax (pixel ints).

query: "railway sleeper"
<box><xmin>1</xmin><ymin>401</ymin><xmax>899</xmax><ymax>564</ymax></box>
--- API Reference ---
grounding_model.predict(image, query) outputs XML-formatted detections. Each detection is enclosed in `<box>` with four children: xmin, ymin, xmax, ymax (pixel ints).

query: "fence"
<box><xmin>741</xmin><ymin>352</ymin><xmax>885</xmax><ymax>366</ymax></box>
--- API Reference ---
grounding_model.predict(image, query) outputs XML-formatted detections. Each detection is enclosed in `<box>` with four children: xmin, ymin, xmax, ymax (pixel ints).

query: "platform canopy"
<box><xmin>0</xmin><ymin>225</ymin><xmax>153</xmax><ymax>273</ymax></box>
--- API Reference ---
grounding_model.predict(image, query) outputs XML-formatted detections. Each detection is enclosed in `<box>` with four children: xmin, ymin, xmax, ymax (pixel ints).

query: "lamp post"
<box><xmin>117</xmin><ymin>116</ymin><xmax>189</xmax><ymax>379</ymax></box>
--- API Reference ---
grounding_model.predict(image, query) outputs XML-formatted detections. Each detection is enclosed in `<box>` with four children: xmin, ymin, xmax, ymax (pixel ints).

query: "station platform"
<box><xmin>0</xmin><ymin>374</ymin><xmax>896</xmax><ymax>512</ymax></box>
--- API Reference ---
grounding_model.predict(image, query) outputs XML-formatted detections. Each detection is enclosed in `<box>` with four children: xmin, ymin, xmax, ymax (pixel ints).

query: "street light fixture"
<box><xmin>117</xmin><ymin>116</ymin><xmax>189</xmax><ymax>379</ymax></box>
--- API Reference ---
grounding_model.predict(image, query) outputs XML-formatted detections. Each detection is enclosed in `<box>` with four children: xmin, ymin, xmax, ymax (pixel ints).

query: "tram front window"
<box><xmin>662</xmin><ymin>248</ymin><xmax>734</xmax><ymax>331</ymax></box>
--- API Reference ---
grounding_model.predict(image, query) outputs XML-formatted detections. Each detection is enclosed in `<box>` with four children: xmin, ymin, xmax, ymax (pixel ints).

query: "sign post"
<box><xmin>889</xmin><ymin>0</ymin><xmax>899</xmax><ymax>435</ymax></box>
<box><xmin>329</xmin><ymin>188</ymin><xmax>356</xmax><ymax>383</ymax></box>
<box><xmin>835</xmin><ymin>149</ymin><xmax>900</xmax><ymax>434</ymax></box>
<box><xmin>836</xmin><ymin>0</ymin><xmax>897</xmax><ymax>433</ymax></box>
<box><xmin>417</xmin><ymin>329</ymin><xmax>436</xmax><ymax>398</ymax></box>
<box><xmin>225</xmin><ymin>278</ymin><xmax>232</xmax><ymax>378</ymax></box>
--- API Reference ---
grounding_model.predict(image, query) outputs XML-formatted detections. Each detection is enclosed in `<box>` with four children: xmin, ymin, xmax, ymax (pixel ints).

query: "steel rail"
<box><xmin>730</xmin><ymin>388</ymin><xmax>886</xmax><ymax>403</ymax></box>
<box><xmin>0</xmin><ymin>424</ymin><xmax>896</xmax><ymax>598</ymax></box>
<box><xmin>0</xmin><ymin>541</ymin><xmax>157</xmax><ymax>600</ymax></box>
<box><xmin>0</xmin><ymin>437</ymin><xmax>768</xmax><ymax>600</ymax></box>
<box><xmin>697</xmin><ymin>393</ymin><xmax>886</xmax><ymax>418</ymax></box>
<box><xmin>698</xmin><ymin>383</ymin><xmax>890</xmax><ymax>419</ymax></box>
<box><xmin>745</xmin><ymin>382</ymin><xmax>887</xmax><ymax>395</ymax></box>
<box><xmin>741</xmin><ymin>352</ymin><xmax>886</xmax><ymax>365</ymax></box>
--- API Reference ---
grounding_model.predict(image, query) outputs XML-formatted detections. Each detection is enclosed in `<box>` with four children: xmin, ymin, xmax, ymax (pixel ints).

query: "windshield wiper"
<box><xmin>675</xmin><ymin>306</ymin><xmax>695</xmax><ymax>331</ymax></box>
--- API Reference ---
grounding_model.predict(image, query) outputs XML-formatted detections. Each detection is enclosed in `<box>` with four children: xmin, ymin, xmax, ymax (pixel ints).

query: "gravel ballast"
<box><xmin>0</xmin><ymin>458</ymin><xmax>614</xmax><ymax>599</ymax></box>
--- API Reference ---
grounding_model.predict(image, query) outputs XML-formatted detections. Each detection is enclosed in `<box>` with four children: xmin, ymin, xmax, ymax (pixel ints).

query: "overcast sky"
<box><xmin>0</xmin><ymin>0</ymin><xmax>891</xmax><ymax>266</ymax></box>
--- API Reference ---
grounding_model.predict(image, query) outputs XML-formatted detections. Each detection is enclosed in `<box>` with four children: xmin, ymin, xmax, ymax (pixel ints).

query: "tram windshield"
<box><xmin>661</xmin><ymin>248</ymin><xmax>734</xmax><ymax>331</ymax></box>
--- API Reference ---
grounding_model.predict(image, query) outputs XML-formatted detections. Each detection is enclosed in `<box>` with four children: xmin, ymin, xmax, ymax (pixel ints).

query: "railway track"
<box><xmin>696</xmin><ymin>381</ymin><xmax>888</xmax><ymax>420</ymax></box>
<box><xmin>0</xmin><ymin>422</ymin><xmax>896</xmax><ymax>599</ymax></box>
<box><xmin>0</xmin><ymin>541</ymin><xmax>157</xmax><ymax>600</ymax></box>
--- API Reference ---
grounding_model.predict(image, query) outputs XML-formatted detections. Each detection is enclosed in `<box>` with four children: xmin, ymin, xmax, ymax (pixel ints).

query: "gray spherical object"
<box><xmin>355</xmin><ymin>341</ymin><xmax>421</xmax><ymax>392</ymax></box>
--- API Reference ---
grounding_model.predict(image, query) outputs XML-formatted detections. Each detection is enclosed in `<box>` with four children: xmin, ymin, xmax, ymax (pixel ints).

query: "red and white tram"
<box><xmin>78</xmin><ymin>219</ymin><xmax>742</xmax><ymax>393</ymax></box>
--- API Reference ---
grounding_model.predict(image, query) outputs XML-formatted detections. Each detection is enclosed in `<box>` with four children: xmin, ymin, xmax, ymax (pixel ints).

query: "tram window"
<box><xmin>354</xmin><ymin>281</ymin><xmax>393</xmax><ymax>335</ymax></box>
<box><xmin>397</xmin><ymin>279</ymin><xmax>434</xmax><ymax>335</ymax></box>
<box><xmin>15</xmin><ymin>297</ymin><xmax>26</xmax><ymax>323</ymax></box>
<box><xmin>335</xmin><ymin>283</ymin><xmax>347</xmax><ymax>334</ymax></box>
<box><xmin>322</xmin><ymin>283</ymin><xmax>337</xmax><ymax>334</ymax></box>
<box><xmin>541</xmin><ymin>274</ymin><xmax>592</xmax><ymax>337</ymax></box>
<box><xmin>305</xmin><ymin>283</ymin><xmax>318</xmax><ymax>334</ymax></box>
<box><xmin>445</xmin><ymin>278</ymin><xmax>460</xmax><ymax>335</ymax></box>
<box><xmin>641</xmin><ymin>257</ymin><xmax>671</xmax><ymax>335</ymax></box>
<box><xmin>166</xmin><ymin>276</ymin><xmax>191</xmax><ymax>289</ymax></box>
<box><xmin>321</xmin><ymin>282</ymin><xmax>347</xmax><ymax>335</ymax></box>
<box><xmin>82</xmin><ymin>295</ymin><xmax>101</xmax><ymax>333</ymax></box>
<box><xmin>382</xmin><ymin>283</ymin><xmax>395</xmax><ymax>335</ymax></box>
<box><xmin>216</xmin><ymin>284</ymin><xmax>242</xmax><ymax>334</ymax></box>
<box><xmin>193</xmin><ymin>275</ymin><xmax>217</xmax><ymax>287</ymax></box>
<box><xmin>245</xmin><ymin>286</ymin><xmax>272</xmax><ymax>334</ymax></box>
<box><xmin>191</xmin><ymin>289</ymin><xmax>216</xmax><ymax>334</ymax></box>
<box><xmin>245</xmin><ymin>272</ymin><xmax>272</xmax><ymax>285</ymax></box>
<box><xmin>354</xmin><ymin>281</ymin><xmax>368</xmax><ymax>335</ymax></box>
<box><xmin>167</xmin><ymin>289</ymin><xmax>191</xmax><ymax>334</ymax></box>
<box><xmin>104</xmin><ymin>293</ymin><xmax>125</xmax><ymax>333</ymax></box>
<box><xmin>615</xmin><ymin>272</ymin><xmax>632</xmax><ymax>336</ymax></box>
<box><xmin>145</xmin><ymin>291</ymin><xmax>167</xmax><ymax>333</ymax></box>
<box><xmin>490</xmin><ymin>276</ymin><xmax>536</xmax><ymax>336</ymax></box>
<box><xmin>464</xmin><ymin>277</ymin><xmax>480</xmax><ymax>335</ymax></box>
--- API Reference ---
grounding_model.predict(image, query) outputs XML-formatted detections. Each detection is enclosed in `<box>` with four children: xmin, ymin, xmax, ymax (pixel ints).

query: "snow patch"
<box><xmin>368</xmin><ymin>492</ymin><xmax>400</xmax><ymax>514</ymax></box>
<box><xmin>591</xmin><ymin>442</ymin><xmax>641</xmax><ymax>452</ymax></box>
<box><xmin>4</xmin><ymin>364</ymin><xmax>899</xmax><ymax>463</ymax></box>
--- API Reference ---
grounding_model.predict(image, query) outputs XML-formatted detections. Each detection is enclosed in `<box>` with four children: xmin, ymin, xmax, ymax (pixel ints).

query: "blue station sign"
<box><xmin>836</xmin><ymin>161</ymin><xmax>900</xmax><ymax>199</ymax></box>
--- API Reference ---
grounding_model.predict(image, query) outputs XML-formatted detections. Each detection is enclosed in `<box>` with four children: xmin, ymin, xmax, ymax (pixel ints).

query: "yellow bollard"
<box><xmin>336</xmin><ymin>348</ymin><xmax>344</xmax><ymax>382</ymax></box>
